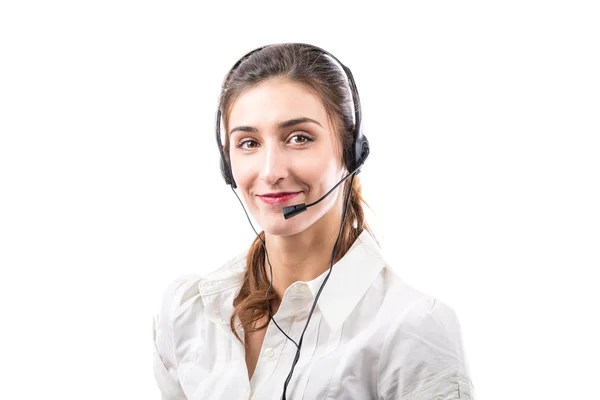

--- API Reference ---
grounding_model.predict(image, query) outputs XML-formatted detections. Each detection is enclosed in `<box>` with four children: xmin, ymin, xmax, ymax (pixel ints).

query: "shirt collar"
<box><xmin>197</xmin><ymin>229</ymin><xmax>386</xmax><ymax>333</ymax></box>
<box><xmin>304</xmin><ymin>229</ymin><xmax>386</xmax><ymax>332</ymax></box>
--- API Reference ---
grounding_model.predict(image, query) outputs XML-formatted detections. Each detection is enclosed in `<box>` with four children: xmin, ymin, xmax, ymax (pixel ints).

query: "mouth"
<box><xmin>257</xmin><ymin>192</ymin><xmax>301</xmax><ymax>205</ymax></box>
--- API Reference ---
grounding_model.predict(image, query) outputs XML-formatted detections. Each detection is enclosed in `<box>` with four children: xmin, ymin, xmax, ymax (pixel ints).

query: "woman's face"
<box><xmin>227</xmin><ymin>78</ymin><xmax>345</xmax><ymax>237</ymax></box>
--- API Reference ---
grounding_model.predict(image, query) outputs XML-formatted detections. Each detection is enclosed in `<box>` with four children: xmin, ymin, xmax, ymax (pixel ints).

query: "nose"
<box><xmin>260</xmin><ymin>141</ymin><xmax>288</xmax><ymax>186</ymax></box>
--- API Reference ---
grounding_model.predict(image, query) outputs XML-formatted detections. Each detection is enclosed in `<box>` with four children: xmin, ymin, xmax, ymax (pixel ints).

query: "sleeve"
<box><xmin>377</xmin><ymin>297</ymin><xmax>475</xmax><ymax>399</ymax></box>
<box><xmin>152</xmin><ymin>277</ymin><xmax>189</xmax><ymax>400</ymax></box>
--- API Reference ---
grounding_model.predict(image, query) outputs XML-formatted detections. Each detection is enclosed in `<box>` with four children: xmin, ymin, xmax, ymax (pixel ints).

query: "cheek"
<box><xmin>230</xmin><ymin>156</ymin><xmax>255</xmax><ymax>189</ymax></box>
<box><xmin>300</xmin><ymin>155</ymin><xmax>340</xmax><ymax>189</ymax></box>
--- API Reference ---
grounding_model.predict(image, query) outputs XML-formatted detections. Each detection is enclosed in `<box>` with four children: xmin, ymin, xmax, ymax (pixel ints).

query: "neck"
<box><xmin>263</xmin><ymin>192</ymin><xmax>347</xmax><ymax>300</ymax></box>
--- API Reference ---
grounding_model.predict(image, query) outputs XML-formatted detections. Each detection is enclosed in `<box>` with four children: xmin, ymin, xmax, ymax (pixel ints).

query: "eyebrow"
<box><xmin>229</xmin><ymin>117</ymin><xmax>323</xmax><ymax>136</ymax></box>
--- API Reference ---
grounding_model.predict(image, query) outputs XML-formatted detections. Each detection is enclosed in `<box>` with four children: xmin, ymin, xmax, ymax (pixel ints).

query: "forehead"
<box><xmin>227</xmin><ymin>78</ymin><xmax>330</xmax><ymax>131</ymax></box>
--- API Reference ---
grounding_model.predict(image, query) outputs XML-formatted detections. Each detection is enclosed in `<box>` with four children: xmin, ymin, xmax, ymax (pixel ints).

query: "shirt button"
<box><xmin>297</xmin><ymin>284</ymin><xmax>307</xmax><ymax>293</ymax></box>
<box><xmin>264</xmin><ymin>347</ymin><xmax>275</xmax><ymax>359</ymax></box>
<box><xmin>434</xmin><ymin>396</ymin><xmax>443</xmax><ymax>400</ymax></box>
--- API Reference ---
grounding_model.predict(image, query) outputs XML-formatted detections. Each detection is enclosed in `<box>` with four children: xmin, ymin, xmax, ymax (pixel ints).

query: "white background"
<box><xmin>1</xmin><ymin>1</ymin><xmax>598</xmax><ymax>399</ymax></box>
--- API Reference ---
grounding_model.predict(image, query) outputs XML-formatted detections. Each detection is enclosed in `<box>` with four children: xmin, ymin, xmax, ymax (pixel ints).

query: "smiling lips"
<box><xmin>257</xmin><ymin>192</ymin><xmax>301</xmax><ymax>204</ymax></box>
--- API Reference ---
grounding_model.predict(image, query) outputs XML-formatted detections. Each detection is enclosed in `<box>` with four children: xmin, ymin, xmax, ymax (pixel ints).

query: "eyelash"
<box><xmin>235</xmin><ymin>133</ymin><xmax>314</xmax><ymax>150</ymax></box>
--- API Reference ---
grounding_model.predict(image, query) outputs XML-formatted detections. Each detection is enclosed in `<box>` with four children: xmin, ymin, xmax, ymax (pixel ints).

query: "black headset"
<box><xmin>214</xmin><ymin>43</ymin><xmax>370</xmax><ymax>399</ymax></box>
<box><xmin>215</xmin><ymin>43</ymin><xmax>370</xmax><ymax>188</ymax></box>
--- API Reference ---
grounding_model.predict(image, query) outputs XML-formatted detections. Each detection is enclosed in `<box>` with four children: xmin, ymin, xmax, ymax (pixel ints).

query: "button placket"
<box><xmin>260</xmin><ymin>327</ymin><xmax>281</xmax><ymax>363</ymax></box>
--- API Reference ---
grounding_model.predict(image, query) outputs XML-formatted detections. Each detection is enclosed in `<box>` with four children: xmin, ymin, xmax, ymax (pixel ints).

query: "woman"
<box><xmin>153</xmin><ymin>43</ymin><xmax>474</xmax><ymax>399</ymax></box>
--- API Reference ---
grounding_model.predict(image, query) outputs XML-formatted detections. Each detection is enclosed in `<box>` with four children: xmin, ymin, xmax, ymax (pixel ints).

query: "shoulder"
<box><xmin>375</xmin><ymin>265</ymin><xmax>461</xmax><ymax>333</ymax></box>
<box><xmin>155</xmin><ymin>250</ymin><xmax>248</xmax><ymax>330</ymax></box>
<box><xmin>386</xmin><ymin>295</ymin><xmax>465</xmax><ymax>355</ymax></box>
<box><xmin>376</xmin><ymin>278</ymin><xmax>473</xmax><ymax>398</ymax></box>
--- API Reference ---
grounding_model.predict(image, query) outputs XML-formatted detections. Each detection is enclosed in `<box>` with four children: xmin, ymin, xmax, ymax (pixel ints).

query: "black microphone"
<box><xmin>282</xmin><ymin>165</ymin><xmax>362</xmax><ymax>219</ymax></box>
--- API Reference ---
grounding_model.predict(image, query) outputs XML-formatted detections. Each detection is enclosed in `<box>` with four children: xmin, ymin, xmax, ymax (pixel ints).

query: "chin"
<box><xmin>261</xmin><ymin>217</ymin><xmax>310</xmax><ymax>237</ymax></box>
<box><xmin>263</xmin><ymin>223</ymin><xmax>302</xmax><ymax>237</ymax></box>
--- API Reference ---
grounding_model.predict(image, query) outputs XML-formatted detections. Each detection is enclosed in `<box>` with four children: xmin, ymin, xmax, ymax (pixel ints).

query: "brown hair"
<box><xmin>218</xmin><ymin>44</ymin><xmax>377</xmax><ymax>342</ymax></box>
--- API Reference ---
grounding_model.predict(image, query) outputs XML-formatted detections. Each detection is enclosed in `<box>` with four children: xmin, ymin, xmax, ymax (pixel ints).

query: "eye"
<box><xmin>289</xmin><ymin>133</ymin><xmax>314</xmax><ymax>145</ymax></box>
<box><xmin>235</xmin><ymin>138</ymin><xmax>259</xmax><ymax>151</ymax></box>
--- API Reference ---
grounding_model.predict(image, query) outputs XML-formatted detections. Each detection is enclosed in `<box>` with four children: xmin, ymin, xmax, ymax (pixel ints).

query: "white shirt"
<box><xmin>152</xmin><ymin>230</ymin><xmax>475</xmax><ymax>399</ymax></box>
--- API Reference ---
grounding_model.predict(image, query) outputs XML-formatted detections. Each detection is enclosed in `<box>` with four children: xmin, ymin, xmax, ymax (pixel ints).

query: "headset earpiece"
<box><xmin>352</xmin><ymin>130</ymin><xmax>370</xmax><ymax>174</ymax></box>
